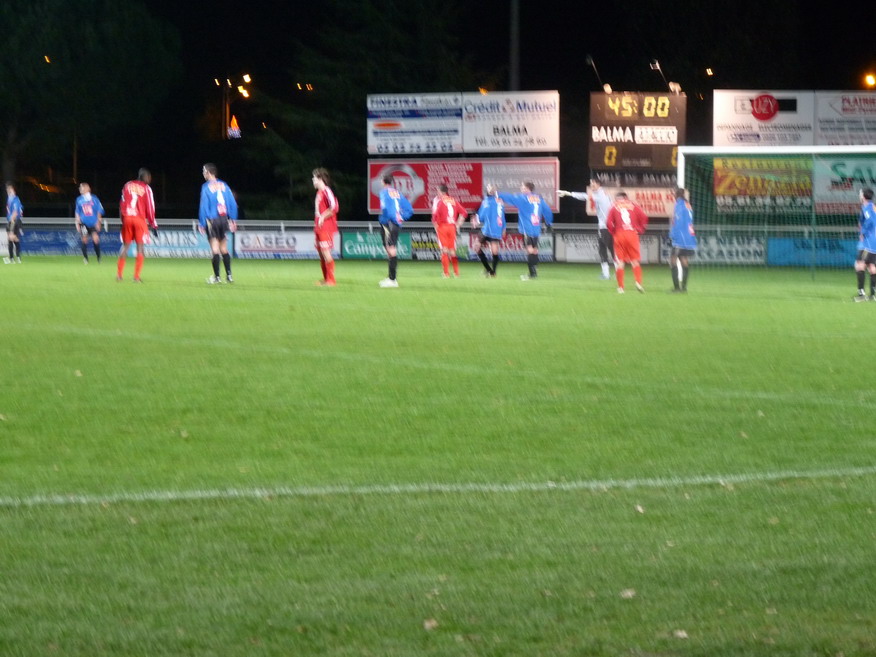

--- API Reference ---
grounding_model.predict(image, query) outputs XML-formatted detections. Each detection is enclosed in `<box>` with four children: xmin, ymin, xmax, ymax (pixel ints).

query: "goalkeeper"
<box><xmin>558</xmin><ymin>179</ymin><xmax>614</xmax><ymax>279</ymax></box>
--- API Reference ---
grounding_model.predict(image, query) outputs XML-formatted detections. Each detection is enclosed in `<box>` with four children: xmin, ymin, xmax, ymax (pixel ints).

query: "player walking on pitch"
<box><xmin>5</xmin><ymin>182</ymin><xmax>23</xmax><ymax>264</ymax></box>
<box><xmin>498</xmin><ymin>181</ymin><xmax>553</xmax><ymax>280</ymax></box>
<box><xmin>199</xmin><ymin>163</ymin><xmax>238</xmax><ymax>284</ymax></box>
<box><xmin>669</xmin><ymin>187</ymin><xmax>697</xmax><ymax>293</ymax></box>
<box><xmin>473</xmin><ymin>184</ymin><xmax>506</xmax><ymax>277</ymax></box>
<box><xmin>853</xmin><ymin>187</ymin><xmax>876</xmax><ymax>302</ymax></box>
<box><xmin>606</xmin><ymin>191</ymin><xmax>648</xmax><ymax>294</ymax></box>
<box><xmin>75</xmin><ymin>183</ymin><xmax>105</xmax><ymax>263</ymax></box>
<box><xmin>378</xmin><ymin>175</ymin><xmax>413</xmax><ymax>287</ymax></box>
<box><xmin>431</xmin><ymin>184</ymin><xmax>467</xmax><ymax>278</ymax></box>
<box><xmin>558</xmin><ymin>179</ymin><xmax>614</xmax><ymax>279</ymax></box>
<box><xmin>312</xmin><ymin>167</ymin><xmax>339</xmax><ymax>286</ymax></box>
<box><xmin>117</xmin><ymin>168</ymin><xmax>157</xmax><ymax>282</ymax></box>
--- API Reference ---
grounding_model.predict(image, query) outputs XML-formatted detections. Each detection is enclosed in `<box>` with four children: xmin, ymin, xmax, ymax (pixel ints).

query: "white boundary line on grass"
<box><xmin>2</xmin><ymin>465</ymin><xmax>875</xmax><ymax>509</ymax></box>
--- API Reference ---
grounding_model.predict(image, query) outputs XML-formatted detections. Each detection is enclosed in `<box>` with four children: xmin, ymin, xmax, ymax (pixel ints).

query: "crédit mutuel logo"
<box><xmin>734</xmin><ymin>94</ymin><xmax>798</xmax><ymax>121</ymax></box>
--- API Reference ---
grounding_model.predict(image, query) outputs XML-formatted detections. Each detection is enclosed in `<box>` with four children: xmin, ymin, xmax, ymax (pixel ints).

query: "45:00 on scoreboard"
<box><xmin>588</xmin><ymin>92</ymin><xmax>686</xmax><ymax>170</ymax></box>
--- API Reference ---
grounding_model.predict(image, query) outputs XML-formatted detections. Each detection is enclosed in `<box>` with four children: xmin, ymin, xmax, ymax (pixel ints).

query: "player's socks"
<box><xmin>451</xmin><ymin>256</ymin><xmax>459</xmax><ymax>276</ymax></box>
<box><xmin>14</xmin><ymin>242</ymin><xmax>21</xmax><ymax>259</ymax></box>
<box><xmin>527</xmin><ymin>253</ymin><xmax>537</xmax><ymax>277</ymax></box>
<box><xmin>81</xmin><ymin>243</ymin><xmax>89</xmax><ymax>260</ymax></box>
<box><xmin>441</xmin><ymin>253</ymin><xmax>450</xmax><ymax>276</ymax></box>
<box><xmin>492</xmin><ymin>254</ymin><xmax>500</xmax><ymax>274</ymax></box>
<box><xmin>682</xmin><ymin>266</ymin><xmax>689</xmax><ymax>290</ymax></box>
<box><xmin>633</xmin><ymin>265</ymin><xmax>643</xmax><ymax>285</ymax></box>
<box><xmin>389</xmin><ymin>256</ymin><xmax>398</xmax><ymax>281</ymax></box>
<box><xmin>212</xmin><ymin>254</ymin><xmax>221</xmax><ymax>278</ymax></box>
<box><xmin>477</xmin><ymin>250</ymin><xmax>490</xmax><ymax>271</ymax></box>
<box><xmin>320</xmin><ymin>258</ymin><xmax>327</xmax><ymax>279</ymax></box>
<box><xmin>222</xmin><ymin>253</ymin><xmax>232</xmax><ymax>277</ymax></box>
<box><xmin>616</xmin><ymin>268</ymin><xmax>625</xmax><ymax>289</ymax></box>
<box><xmin>134</xmin><ymin>253</ymin><xmax>144</xmax><ymax>279</ymax></box>
<box><xmin>857</xmin><ymin>270</ymin><xmax>866</xmax><ymax>291</ymax></box>
<box><xmin>94</xmin><ymin>244</ymin><xmax>101</xmax><ymax>260</ymax></box>
<box><xmin>601</xmin><ymin>261</ymin><xmax>610</xmax><ymax>277</ymax></box>
<box><xmin>326</xmin><ymin>259</ymin><xmax>336</xmax><ymax>284</ymax></box>
<box><xmin>117</xmin><ymin>254</ymin><xmax>126</xmax><ymax>278</ymax></box>
<box><xmin>8</xmin><ymin>242</ymin><xmax>13</xmax><ymax>260</ymax></box>
<box><xmin>870</xmin><ymin>272</ymin><xmax>875</xmax><ymax>297</ymax></box>
<box><xmin>671</xmin><ymin>265</ymin><xmax>679</xmax><ymax>289</ymax></box>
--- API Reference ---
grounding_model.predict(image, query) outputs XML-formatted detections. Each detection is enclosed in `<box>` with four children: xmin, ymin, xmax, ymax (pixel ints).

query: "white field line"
<box><xmin>2</xmin><ymin>465</ymin><xmax>875</xmax><ymax>509</ymax></box>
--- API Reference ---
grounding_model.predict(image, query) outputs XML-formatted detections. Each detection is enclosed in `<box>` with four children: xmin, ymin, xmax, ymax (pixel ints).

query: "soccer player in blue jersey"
<box><xmin>853</xmin><ymin>187</ymin><xmax>876</xmax><ymax>302</ymax></box>
<box><xmin>74</xmin><ymin>183</ymin><xmax>105</xmax><ymax>263</ymax></box>
<box><xmin>5</xmin><ymin>182</ymin><xmax>23</xmax><ymax>264</ymax></box>
<box><xmin>199</xmin><ymin>163</ymin><xmax>239</xmax><ymax>284</ymax></box>
<box><xmin>472</xmin><ymin>184</ymin><xmax>506</xmax><ymax>277</ymax></box>
<box><xmin>378</xmin><ymin>174</ymin><xmax>413</xmax><ymax>287</ymax></box>
<box><xmin>669</xmin><ymin>187</ymin><xmax>697</xmax><ymax>293</ymax></box>
<box><xmin>559</xmin><ymin>179</ymin><xmax>615</xmax><ymax>279</ymax></box>
<box><xmin>498</xmin><ymin>181</ymin><xmax>553</xmax><ymax>280</ymax></box>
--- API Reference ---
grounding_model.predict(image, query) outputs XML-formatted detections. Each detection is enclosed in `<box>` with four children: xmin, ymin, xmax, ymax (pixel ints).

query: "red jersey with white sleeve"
<box><xmin>120</xmin><ymin>180</ymin><xmax>157</xmax><ymax>228</ymax></box>
<box><xmin>431</xmin><ymin>195</ymin><xmax>466</xmax><ymax>226</ymax></box>
<box><xmin>314</xmin><ymin>186</ymin><xmax>339</xmax><ymax>234</ymax></box>
<box><xmin>606</xmin><ymin>200</ymin><xmax>648</xmax><ymax>236</ymax></box>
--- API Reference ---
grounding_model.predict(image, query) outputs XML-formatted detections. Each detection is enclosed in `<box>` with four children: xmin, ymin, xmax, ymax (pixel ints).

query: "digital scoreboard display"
<box><xmin>588</xmin><ymin>92</ymin><xmax>687</xmax><ymax>170</ymax></box>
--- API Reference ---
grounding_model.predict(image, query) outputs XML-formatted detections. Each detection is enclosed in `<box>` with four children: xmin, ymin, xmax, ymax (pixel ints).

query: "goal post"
<box><xmin>677</xmin><ymin>145</ymin><xmax>876</xmax><ymax>270</ymax></box>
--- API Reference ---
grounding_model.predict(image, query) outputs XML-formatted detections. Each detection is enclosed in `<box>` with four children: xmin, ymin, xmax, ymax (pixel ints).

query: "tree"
<box><xmin>240</xmin><ymin>0</ymin><xmax>485</xmax><ymax>219</ymax></box>
<box><xmin>0</xmin><ymin>0</ymin><xmax>180</xmax><ymax>180</ymax></box>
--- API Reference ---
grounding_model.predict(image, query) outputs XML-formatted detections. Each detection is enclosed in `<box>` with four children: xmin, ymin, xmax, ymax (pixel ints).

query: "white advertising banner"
<box><xmin>235</xmin><ymin>230</ymin><xmax>339</xmax><ymax>260</ymax></box>
<box><xmin>367</xmin><ymin>93</ymin><xmax>463</xmax><ymax>156</ymax></box>
<box><xmin>713</xmin><ymin>90</ymin><xmax>815</xmax><ymax>146</ymax></box>
<box><xmin>815</xmin><ymin>92</ymin><xmax>876</xmax><ymax>145</ymax></box>
<box><xmin>461</xmin><ymin>91</ymin><xmax>560</xmax><ymax>152</ymax></box>
<box><xmin>812</xmin><ymin>156</ymin><xmax>876</xmax><ymax>215</ymax></box>
<box><xmin>602</xmin><ymin>186</ymin><xmax>676</xmax><ymax>219</ymax></box>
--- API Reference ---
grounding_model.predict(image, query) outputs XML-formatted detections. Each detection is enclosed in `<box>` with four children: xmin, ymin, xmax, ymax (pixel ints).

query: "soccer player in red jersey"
<box><xmin>431</xmin><ymin>184</ymin><xmax>467</xmax><ymax>277</ymax></box>
<box><xmin>117</xmin><ymin>168</ymin><xmax>157</xmax><ymax>282</ymax></box>
<box><xmin>606</xmin><ymin>191</ymin><xmax>648</xmax><ymax>294</ymax></box>
<box><xmin>312</xmin><ymin>168</ymin><xmax>339</xmax><ymax>286</ymax></box>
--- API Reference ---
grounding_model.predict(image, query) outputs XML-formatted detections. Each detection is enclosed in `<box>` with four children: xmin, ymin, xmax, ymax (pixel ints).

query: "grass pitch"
<box><xmin>0</xmin><ymin>257</ymin><xmax>874</xmax><ymax>656</ymax></box>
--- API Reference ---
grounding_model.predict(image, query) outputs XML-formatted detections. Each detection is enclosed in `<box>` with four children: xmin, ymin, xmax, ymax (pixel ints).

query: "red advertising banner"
<box><xmin>367</xmin><ymin>158</ymin><xmax>560</xmax><ymax>214</ymax></box>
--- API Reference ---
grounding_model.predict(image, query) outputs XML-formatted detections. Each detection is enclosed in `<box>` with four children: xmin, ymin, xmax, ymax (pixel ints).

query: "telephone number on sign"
<box><xmin>374</xmin><ymin>142</ymin><xmax>457</xmax><ymax>154</ymax></box>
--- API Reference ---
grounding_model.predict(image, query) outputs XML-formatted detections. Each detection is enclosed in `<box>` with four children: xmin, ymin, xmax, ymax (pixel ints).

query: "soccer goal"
<box><xmin>677</xmin><ymin>145</ymin><xmax>876</xmax><ymax>270</ymax></box>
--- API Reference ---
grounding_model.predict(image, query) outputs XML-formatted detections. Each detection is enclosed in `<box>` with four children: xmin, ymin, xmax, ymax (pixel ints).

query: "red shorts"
<box><xmin>436</xmin><ymin>224</ymin><xmax>457</xmax><ymax>250</ymax></box>
<box><xmin>121</xmin><ymin>216</ymin><xmax>148</xmax><ymax>244</ymax></box>
<box><xmin>314</xmin><ymin>228</ymin><xmax>335</xmax><ymax>251</ymax></box>
<box><xmin>613</xmin><ymin>230</ymin><xmax>641</xmax><ymax>263</ymax></box>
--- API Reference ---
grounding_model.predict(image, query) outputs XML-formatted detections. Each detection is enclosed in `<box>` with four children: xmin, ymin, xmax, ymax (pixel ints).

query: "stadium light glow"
<box><xmin>242</xmin><ymin>74</ymin><xmax>251</xmax><ymax>83</ymax></box>
<box><xmin>865</xmin><ymin>73</ymin><xmax>876</xmax><ymax>88</ymax></box>
<box><xmin>706</xmin><ymin>68</ymin><xmax>714</xmax><ymax>76</ymax></box>
<box><xmin>44</xmin><ymin>55</ymin><xmax>51</xmax><ymax>63</ymax></box>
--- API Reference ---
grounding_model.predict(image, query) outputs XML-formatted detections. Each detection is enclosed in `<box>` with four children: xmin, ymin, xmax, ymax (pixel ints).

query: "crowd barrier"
<box><xmin>4</xmin><ymin>219</ymin><xmax>860</xmax><ymax>267</ymax></box>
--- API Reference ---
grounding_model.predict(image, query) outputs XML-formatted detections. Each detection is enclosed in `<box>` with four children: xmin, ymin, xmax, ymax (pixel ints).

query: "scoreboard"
<box><xmin>588</xmin><ymin>92</ymin><xmax>687</xmax><ymax>170</ymax></box>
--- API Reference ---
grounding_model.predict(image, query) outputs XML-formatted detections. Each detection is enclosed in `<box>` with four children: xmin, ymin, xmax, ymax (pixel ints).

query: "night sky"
<box><xmin>71</xmin><ymin>1</ymin><xmax>876</xmax><ymax>211</ymax></box>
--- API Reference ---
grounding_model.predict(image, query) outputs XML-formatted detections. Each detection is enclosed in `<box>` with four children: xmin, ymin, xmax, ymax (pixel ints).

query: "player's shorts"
<box><xmin>79</xmin><ymin>224</ymin><xmax>99</xmax><ymax>237</ymax></box>
<box><xmin>436</xmin><ymin>224</ymin><xmax>457</xmax><ymax>249</ymax></box>
<box><xmin>613</xmin><ymin>230</ymin><xmax>641</xmax><ymax>263</ymax></box>
<box><xmin>523</xmin><ymin>235</ymin><xmax>539</xmax><ymax>249</ymax></box>
<box><xmin>6</xmin><ymin>219</ymin><xmax>22</xmax><ymax>237</ymax></box>
<box><xmin>671</xmin><ymin>247</ymin><xmax>696</xmax><ymax>258</ymax></box>
<box><xmin>381</xmin><ymin>223</ymin><xmax>400</xmax><ymax>248</ymax></box>
<box><xmin>314</xmin><ymin>228</ymin><xmax>335</xmax><ymax>251</ymax></box>
<box><xmin>207</xmin><ymin>217</ymin><xmax>230</xmax><ymax>241</ymax></box>
<box><xmin>121</xmin><ymin>216</ymin><xmax>148</xmax><ymax>244</ymax></box>
<box><xmin>858</xmin><ymin>249</ymin><xmax>876</xmax><ymax>265</ymax></box>
<box><xmin>479</xmin><ymin>233</ymin><xmax>501</xmax><ymax>244</ymax></box>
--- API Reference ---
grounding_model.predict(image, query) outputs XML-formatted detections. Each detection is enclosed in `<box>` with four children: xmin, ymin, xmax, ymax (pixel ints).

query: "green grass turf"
<box><xmin>0</xmin><ymin>256</ymin><xmax>874</xmax><ymax>656</ymax></box>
